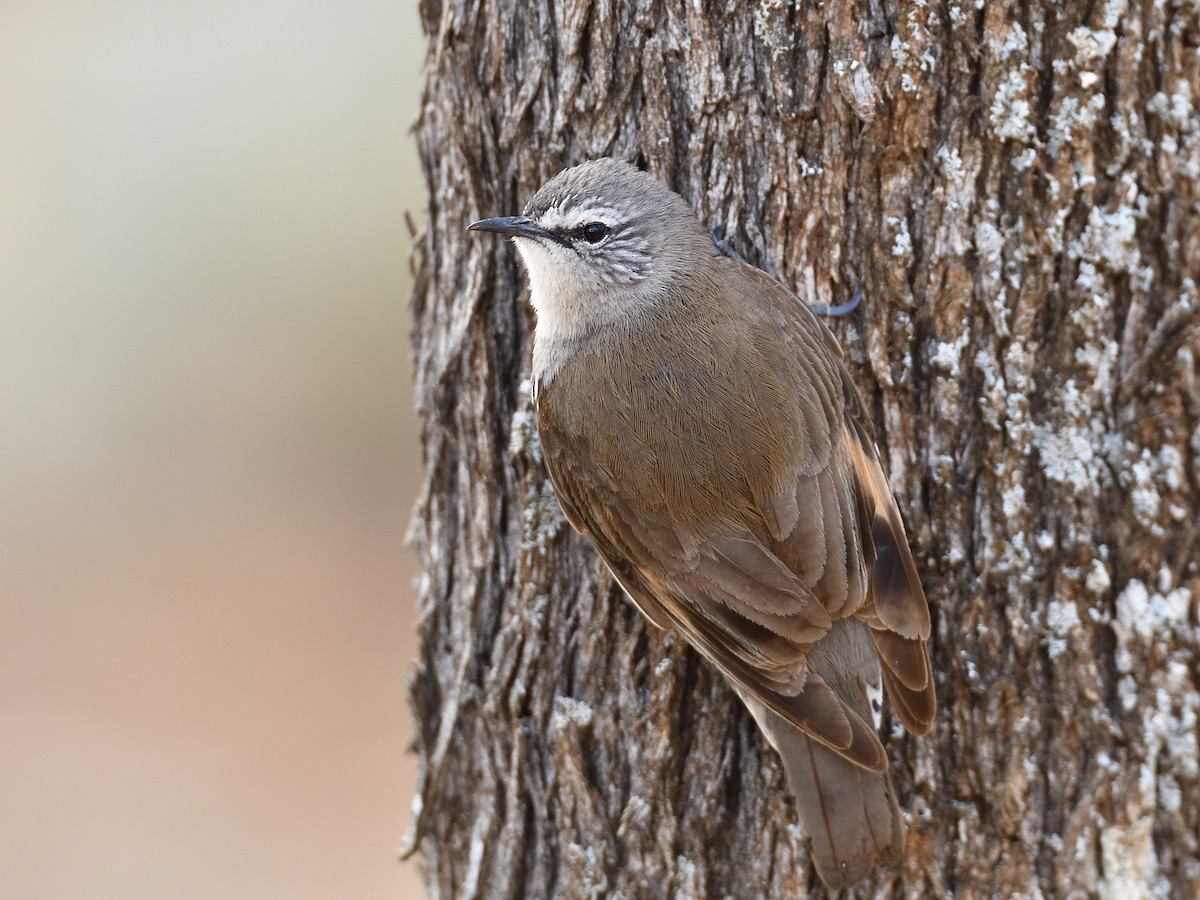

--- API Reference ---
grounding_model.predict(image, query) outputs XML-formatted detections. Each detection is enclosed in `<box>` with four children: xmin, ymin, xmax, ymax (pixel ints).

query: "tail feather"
<box><xmin>760</xmin><ymin>705</ymin><xmax>904</xmax><ymax>889</ymax></box>
<box><xmin>736</xmin><ymin>618</ymin><xmax>908</xmax><ymax>889</ymax></box>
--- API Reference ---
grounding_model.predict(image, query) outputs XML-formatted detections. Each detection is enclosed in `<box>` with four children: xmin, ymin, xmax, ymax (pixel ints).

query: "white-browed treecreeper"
<box><xmin>469</xmin><ymin>158</ymin><xmax>935</xmax><ymax>889</ymax></box>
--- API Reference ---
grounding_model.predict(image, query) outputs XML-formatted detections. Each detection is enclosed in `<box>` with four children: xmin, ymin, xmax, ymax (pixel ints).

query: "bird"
<box><xmin>468</xmin><ymin>158</ymin><xmax>935</xmax><ymax>889</ymax></box>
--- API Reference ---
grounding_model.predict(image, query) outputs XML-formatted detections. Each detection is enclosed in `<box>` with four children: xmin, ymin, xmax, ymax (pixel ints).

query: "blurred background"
<box><xmin>0</xmin><ymin>2</ymin><xmax>425</xmax><ymax>897</ymax></box>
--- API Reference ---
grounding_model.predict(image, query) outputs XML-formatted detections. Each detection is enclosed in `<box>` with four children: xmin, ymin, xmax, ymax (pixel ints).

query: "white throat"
<box><xmin>515</xmin><ymin>237</ymin><xmax>655</xmax><ymax>387</ymax></box>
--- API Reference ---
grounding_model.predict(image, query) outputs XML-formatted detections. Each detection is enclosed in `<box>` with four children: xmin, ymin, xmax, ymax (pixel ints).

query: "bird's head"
<box><xmin>469</xmin><ymin>158</ymin><xmax>715</xmax><ymax>335</ymax></box>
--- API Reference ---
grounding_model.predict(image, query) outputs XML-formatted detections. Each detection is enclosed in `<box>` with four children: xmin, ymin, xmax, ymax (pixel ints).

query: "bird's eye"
<box><xmin>580</xmin><ymin>222</ymin><xmax>610</xmax><ymax>243</ymax></box>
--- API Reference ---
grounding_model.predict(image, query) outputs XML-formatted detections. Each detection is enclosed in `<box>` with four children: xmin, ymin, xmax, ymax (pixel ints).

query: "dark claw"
<box><xmin>710</xmin><ymin>228</ymin><xmax>749</xmax><ymax>264</ymax></box>
<box><xmin>812</xmin><ymin>283</ymin><xmax>863</xmax><ymax>317</ymax></box>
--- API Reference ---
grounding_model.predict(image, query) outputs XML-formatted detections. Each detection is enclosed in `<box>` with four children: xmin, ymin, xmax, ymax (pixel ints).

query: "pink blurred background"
<box><xmin>1</xmin><ymin>2</ymin><xmax>426</xmax><ymax>896</ymax></box>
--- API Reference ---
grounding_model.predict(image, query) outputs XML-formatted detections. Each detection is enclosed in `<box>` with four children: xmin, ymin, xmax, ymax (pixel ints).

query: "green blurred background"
<box><xmin>1</xmin><ymin>2</ymin><xmax>426</xmax><ymax>896</ymax></box>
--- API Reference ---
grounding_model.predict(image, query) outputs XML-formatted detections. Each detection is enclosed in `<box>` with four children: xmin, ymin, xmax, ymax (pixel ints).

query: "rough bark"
<box><xmin>406</xmin><ymin>1</ymin><xmax>1200</xmax><ymax>896</ymax></box>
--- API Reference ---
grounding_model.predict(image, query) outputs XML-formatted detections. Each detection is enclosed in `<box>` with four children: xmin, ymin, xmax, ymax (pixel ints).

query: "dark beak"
<box><xmin>467</xmin><ymin>216</ymin><xmax>565</xmax><ymax>245</ymax></box>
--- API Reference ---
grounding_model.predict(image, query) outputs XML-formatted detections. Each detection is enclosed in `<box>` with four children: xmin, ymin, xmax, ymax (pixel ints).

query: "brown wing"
<box><xmin>543</xmin><ymin>436</ymin><xmax>888</xmax><ymax>770</ymax></box>
<box><xmin>845</xmin><ymin>424</ymin><xmax>936</xmax><ymax>734</ymax></box>
<box><xmin>730</xmin><ymin>260</ymin><xmax>936</xmax><ymax>736</ymax></box>
<box><xmin>542</xmin><ymin>454</ymin><xmax>674</xmax><ymax>631</ymax></box>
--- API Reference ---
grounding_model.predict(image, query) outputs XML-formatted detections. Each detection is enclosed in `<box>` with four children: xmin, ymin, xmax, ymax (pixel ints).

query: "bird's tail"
<box><xmin>765</xmin><ymin>707</ymin><xmax>903</xmax><ymax>888</ymax></box>
<box><xmin>736</xmin><ymin>615</ymin><xmax>906</xmax><ymax>888</ymax></box>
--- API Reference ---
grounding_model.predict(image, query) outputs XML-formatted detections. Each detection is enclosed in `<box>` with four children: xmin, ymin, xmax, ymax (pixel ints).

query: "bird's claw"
<box><xmin>812</xmin><ymin>283</ymin><xmax>863</xmax><ymax>317</ymax></box>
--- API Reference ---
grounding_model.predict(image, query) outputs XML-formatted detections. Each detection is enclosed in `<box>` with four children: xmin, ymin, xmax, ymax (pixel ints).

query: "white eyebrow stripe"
<box><xmin>537</xmin><ymin>204</ymin><xmax>625</xmax><ymax>233</ymax></box>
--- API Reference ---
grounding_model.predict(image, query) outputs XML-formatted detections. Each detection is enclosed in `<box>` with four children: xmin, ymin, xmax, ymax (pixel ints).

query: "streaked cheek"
<box><xmin>598</xmin><ymin>246</ymin><xmax>651</xmax><ymax>285</ymax></box>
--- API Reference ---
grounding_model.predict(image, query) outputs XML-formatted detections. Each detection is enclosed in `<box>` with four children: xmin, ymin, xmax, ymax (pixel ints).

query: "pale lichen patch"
<box><xmin>1128</xmin><ymin>454</ymin><xmax>1162</xmax><ymax>527</ymax></box>
<box><xmin>889</xmin><ymin>215</ymin><xmax>914</xmax><ymax>259</ymax></box>
<box><xmin>888</xmin><ymin>2</ymin><xmax>936</xmax><ymax>94</ymax></box>
<box><xmin>509</xmin><ymin>379</ymin><xmax>542</xmax><ymax>462</ymax></box>
<box><xmin>1113</xmin><ymin>580</ymin><xmax>1194</xmax><ymax>673</ymax></box>
<box><xmin>519</xmin><ymin>478</ymin><xmax>567</xmax><ymax>555</ymax></box>
<box><xmin>1153</xmin><ymin>663</ymin><xmax>1200</xmax><ymax>781</ymax></box>
<box><xmin>997</xmin><ymin>530</ymin><xmax>1033</xmax><ymax>581</ymax></box>
<box><xmin>935</xmin><ymin>144</ymin><xmax>966</xmax><ymax>195</ymax></box>
<box><xmin>1146</xmin><ymin>84</ymin><xmax>1195</xmax><ymax>130</ymax></box>
<box><xmin>988</xmin><ymin>67</ymin><xmax>1035</xmax><ymax>142</ymax></box>
<box><xmin>1033</xmin><ymin>381</ymin><xmax>1104</xmax><ymax>494</ymax></box>
<box><xmin>1118</xmin><ymin>442</ymin><xmax>1191</xmax><ymax>536</ymax></box>
<box><xmin>999</xmin><ymin>22</ymin><xmax>1028</xmax><ymax>60</ymax></box>
<box><xmin>1001</xmin><ymin>484</ymin><xmax>1026</xmax><ymax>518</ymax></box>
<box><xmin>1085</xmin><ymin>559</ymin><xmax>1112</xmax><ymax>596</ymax></box>
<box><xmin>552</xmin><ymin>696</ymin><xmax>595</xmax><ymax>731</ymax></box>
<box><xmin>1071</xmin><ymin>187</ymin><xmax>1146</xmax><ymax>281</ymax></box>
<box><xmin>931</xmin><ymin>329</ymin><xmax>969</xmax><ymax>377</ymax></box>
<box><xmin>1158</xmin><ymin>445</ymin><xmax>1185</xmax><ymax>493</ymax></box>
<box><xmin>1045</xmin><ymin>597</ymin><xmax>1083</xmax><ymax>659</ymax></box>
<box><xmin>752</xmin><ymin>0</ymin><xmax>789</xmax><ymax>55</ymax></box>
<box><xmin>1098</xmin><ymin>817</ymin><xmax>1157</xmax><ymax>900</ymax></box>
<box><xmin>1047</xmin><ymin>93</ymin><xmax>1108</xmax><ymax>157</ymax></box>
<box><xmin>974</xmin><ymin>347</ymin><xmax>1007</xmax><ymax>430</ymax></box>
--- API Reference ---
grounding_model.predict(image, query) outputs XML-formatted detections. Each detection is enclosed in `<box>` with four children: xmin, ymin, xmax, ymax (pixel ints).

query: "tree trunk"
<box><xmin>406</xmin><ymin>1</ymin><xmax>1200</xmax><ymax>896</ymax></box>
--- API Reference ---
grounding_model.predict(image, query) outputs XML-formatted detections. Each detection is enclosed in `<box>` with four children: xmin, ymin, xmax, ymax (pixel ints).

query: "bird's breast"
<box><xmin>537</xmin><ymin>318</ymin><xmax>802</xmax><ymax>537</ymax></box>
